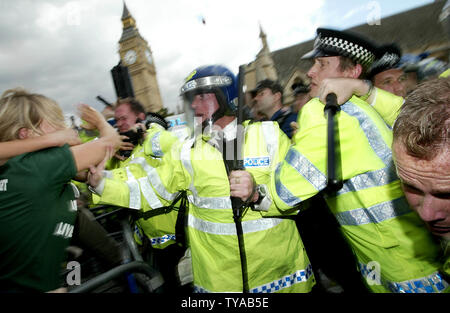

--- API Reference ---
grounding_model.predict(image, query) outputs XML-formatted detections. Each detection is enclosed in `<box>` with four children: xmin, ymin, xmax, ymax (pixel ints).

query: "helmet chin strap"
<box><xmin>200</xmin><ymin>89</ymin><xmax>228</xmax><ymax>131</ymax></box>
<box><xmin>202</xmin><ymin>109</ymin><xmax>222</xmax><ymax>128</ymax></box>
<box><xmin>200</xmin><ymin>97</ymin><xmax>229</xmax><ymax>150</ymax></box>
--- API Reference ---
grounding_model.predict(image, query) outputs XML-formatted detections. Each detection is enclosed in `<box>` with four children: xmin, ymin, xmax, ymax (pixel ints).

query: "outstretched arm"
<box><xmin>70</xmin><ymin>104</ymin><xmax>122</xmax><ymax>172</ymax></box>
<box><xmin>0</xmin><ymin>128</ymin><xmax>81</xmax><ymax>163</ymax></box>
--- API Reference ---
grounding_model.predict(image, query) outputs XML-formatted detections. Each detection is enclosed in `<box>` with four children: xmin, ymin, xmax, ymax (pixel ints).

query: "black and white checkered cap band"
<box><xmin>316</xmin><ymin>36</ymin><xmax>376</xmax><ymax>68</ymax></box>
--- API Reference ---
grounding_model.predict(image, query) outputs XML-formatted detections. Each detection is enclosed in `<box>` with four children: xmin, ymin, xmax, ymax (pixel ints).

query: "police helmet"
<box><xmin>180</xmin><ymin>65</ymin><xmax>237</xmax><ymax>136</ymax></box>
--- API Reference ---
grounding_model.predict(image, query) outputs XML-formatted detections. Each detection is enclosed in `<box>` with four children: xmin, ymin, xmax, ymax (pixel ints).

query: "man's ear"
<box><xmin>274</xmin><ymin>91</ymin><xmax>282</xmax><ymax>103</ymax></box>
<box><xmin>138</xmin><ymin>112</ymin><xmax>146</xmax><ymax>121</ymax></box>
<box><xmin>345</xmin><ymin>64</ymin><xmax>363</xmax><ymax>79</ymax></box>
<box><xmin>18</xmin><ymin>128</ymin><xmax>31</xmax><ymax>139</ymax></box>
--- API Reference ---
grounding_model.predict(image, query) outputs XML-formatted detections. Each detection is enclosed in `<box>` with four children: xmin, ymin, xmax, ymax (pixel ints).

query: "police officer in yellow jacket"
<box><xmin>97</xmin><ymin>121</ymin><xmax>187</xmax><ymax>291</ymax></box>
<box><xmin>96</xmin><ymin>123</ymin><xmax>180</xmax><ymax>248</ymax></box>
<box><xmin>88</xmin><ymin>65</ymin><xmax>314</xmax><ymax>293</ymax></box>
<box><xmin>237</xmin><ymin>28</ymin><xmax>448</xmax><ymax>293</ymax></box>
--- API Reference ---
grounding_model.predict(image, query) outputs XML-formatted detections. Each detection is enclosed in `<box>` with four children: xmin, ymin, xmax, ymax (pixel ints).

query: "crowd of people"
<box><xmin>0</xmin><ymin>22</ymin><xmax>449</xmax><ymax>294</ymax></box>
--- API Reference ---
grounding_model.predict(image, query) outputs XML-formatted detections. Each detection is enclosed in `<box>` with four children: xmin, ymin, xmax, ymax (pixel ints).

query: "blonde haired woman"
<box><xmin>0</xmin><ymin>88</ymin><xmax>121</xmax><ymax>292</ymax></box>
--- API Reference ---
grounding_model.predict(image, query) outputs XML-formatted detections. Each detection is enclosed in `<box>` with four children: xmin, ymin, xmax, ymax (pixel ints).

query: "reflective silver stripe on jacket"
<box><xmin>250</xmin><ymin>263</ymin><xmax>314</xmax><ymax>293</ymax></box>
<box><xmin>181</xmin><ymin>139</ymin><xmax>232</xmax><ymax>210</ymax></box>
<box><xmin>359</xmin><ymin>262</ymin><xmax>449</xmax><ymax>293</ymax></box>
<box><xmin>260</xmin><ymin>122</ymin><xmax>278</xmax><ymax>169</ymax></box>
<box><xmin>337</xmin><ymin>102</ymin><xmax>397</xmax><ymax>196</ymax></box>
<box><xmin>103</xmin><ymin>170</ymin><xmax>113</xmax><ymax>179</ymax></box>
<box><xmin>151</xmin><ymin>131</ymin><xmax>163</xmax><ymax>157</ymax></box>
<box><xmin>187</xmin><ymin>214</ymin><xmax>283</xmax><ymax>235</ymax></box>
<box><xmin>187</xmin><ymin>194</ymin><xmax>232</xmax><ymax>210</ymax></box>
<box><xmin>274</xmin><ymin>147</ymin><xmax>326</xmax><ymax>207</ymax></box>
<box><xmin>137</xmin><ymin>176</ymin><xmax>164</xmax><ymax>209</ymax></box>
<box><xmin>125</xmin><ymin>165</ymin><xmax>164</xmax><ymax>210</ymax></box>
<box><xmin>129</xmin><ymin>157</ymin><xmax>177</xmax><ymax>201</ymax></box>
<box><xmin>341</xmin><ymin>103</ymin><xmax>392</xmax><ymax>163</ymax></box>
<box><xmin>125</xmin><ymin>167</ymin><xmax>141</xmax><ymax>210</ymax></box>
<box><xmin>285</xmin><ymin>148</ymin><xmax>327</xmax><ymax>190</ymax></box>
<box><xmin>335</xmin><ymin>197</ymin><xmax>411</xmax><ymax>226</ymax></box>
<box><xmin>274</xmin><ymin>162</ymin><xmax>302</xmax><ymax>207</ymax></box>
<box><xmin>337</xmin><ymin>167</ymin><xmax>394</xmax><ymax>196</ymax></box>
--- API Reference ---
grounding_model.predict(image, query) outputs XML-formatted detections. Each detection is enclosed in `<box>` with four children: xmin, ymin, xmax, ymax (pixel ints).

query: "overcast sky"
<box><xmin>0</xmin><ymin>0</ymin><xmax>434</xmax><ymax>118</ymax></box>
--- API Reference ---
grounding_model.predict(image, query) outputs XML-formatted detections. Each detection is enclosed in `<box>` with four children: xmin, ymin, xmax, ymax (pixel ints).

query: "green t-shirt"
<box><xmin>0</xmin><ymin>145</ymin><xmax>77</xmax><ymax>292</ymax></box>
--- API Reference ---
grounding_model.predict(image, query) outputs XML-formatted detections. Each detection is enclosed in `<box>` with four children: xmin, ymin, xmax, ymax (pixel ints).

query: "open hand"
<box><xmin>77</xmin><ymin>103</ymin><xmax>106</xmax><ymax>130</ymax></box>
<box><xmin>318</xmin><ymin>78</ymin><xmax>369</xmax><ymax>105</ymax></box>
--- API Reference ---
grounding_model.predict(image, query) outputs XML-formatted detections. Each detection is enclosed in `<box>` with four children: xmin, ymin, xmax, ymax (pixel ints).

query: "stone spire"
<box><xmin>119</xmin><ymin>1</ymin><xmax>139</xmax><ymax>43</ymax></box>
<box><xmin>121</xmin><ymin>1</ymin><xmax>136</xmax><ymax>29</ymax></box>
<box><xmin>259</xmin><ymin>23</ymin><xmax>269</xmax><ymax>52</ymax></box>
<box><xmin>255</xmin><ymin>23</ymin><xmax>278</xmax><ymax>82</ymax></box>
<box><xmin>122</xmin><ymin>1</ymin><xmax>130</xmax><ymax>19</ymax></box>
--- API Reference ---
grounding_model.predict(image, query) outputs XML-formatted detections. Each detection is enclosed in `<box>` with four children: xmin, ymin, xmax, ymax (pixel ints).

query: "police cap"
<box><xmin>302</xmin><ymin>28</ymin><xmax>377</xmax><ymax>70</ymax></box>
<box><xmin>250</xmin><ymin>79</ymin><xmax>283</xmax><ymax>98</ymax></box>
<box><xmin>368</xmin><ymin>43</ymin><xmax>402</xmax><ymax>79</ymax></box>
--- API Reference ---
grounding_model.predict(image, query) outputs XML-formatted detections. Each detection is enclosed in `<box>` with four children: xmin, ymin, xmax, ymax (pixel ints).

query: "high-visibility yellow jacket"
<box><xmin>269</xmin><ymin>94</ymin><xmax>448</xmax><ymax>293</ymax></box>
<box><xmin>440</xmin><ymin>69</ymin><xmax>450</xmax><ymax>78</ymax></box>
<box><xmin>369</xmin><ymin>88</ymin><xmax>404</xmax><ymax>127</ymax></box>
<box><xmin>441</xmin><ymin>240</ymin><xmax>450</xmax><ymax>286</ymax></box>
<box><xmin>78</xmin><ymin>128</ymin><xmax>99</xmax><ymax>144</ymax></box>
<box><xmin>94</xmin><ymin>120</ymin><xmax>315</xmax><ymax>293</ymax></box>
<box><xmin>93</xmin><ymin>124</ymin><xmax>181</xmax><ymax>249</ymax></box>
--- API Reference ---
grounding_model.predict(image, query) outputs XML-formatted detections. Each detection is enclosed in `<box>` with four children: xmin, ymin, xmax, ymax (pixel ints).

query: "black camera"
<box><xmin>117</xmin><ymin>113</ymin><xmax>168</xmax><ymax>158</ymax></box>
<box><xmin>118</xmin><ymin>127</ymin><xmax>145</xmax><ymax>158</ymax></box>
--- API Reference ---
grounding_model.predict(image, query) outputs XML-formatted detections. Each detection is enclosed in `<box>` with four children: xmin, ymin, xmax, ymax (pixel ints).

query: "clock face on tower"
<box><xmin>145</xmin><ymin>49</ymin><xmax>153</xmax><ymax>64</ymax></box>
<box><xmin>124</xmin><ymin>49</ymin><xmax>137</xmax><ymax>65</ymax></box>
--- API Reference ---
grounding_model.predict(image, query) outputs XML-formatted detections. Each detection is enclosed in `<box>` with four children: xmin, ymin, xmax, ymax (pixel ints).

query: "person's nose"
<box><xmin>417</xmin><ymin>195</ymin><xmax>444</xmax><ymax>222</ymax></box>
<box><xmin>393</xmin><ymin>81</ymin><xmax>402</xmax><ymax>95</ymax></box>
<box><xmin>307</xmin><ymin>63</ymin><xmax>318</xmax><ymax>79</ymax></box>
<box><xmin>394</xmin><ymin>81</ymin><xmax>407</xmax><ymax>97</ymax></box>
<box><xmin>191</xmin><ymin>96</ymin><xmax>201</xmax><ymax>109</ymax></box>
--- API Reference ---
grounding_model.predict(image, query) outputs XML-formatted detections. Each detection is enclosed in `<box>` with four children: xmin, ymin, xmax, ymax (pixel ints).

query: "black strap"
<box><xmin>175</xmin><ymin>191</ymin><xmax>188</xmax><ymax>248</ymax></box>
<box><xmin>136</xmin><ymin>191</ymin><xmax>187</xmax><ymax>220</ymax></box>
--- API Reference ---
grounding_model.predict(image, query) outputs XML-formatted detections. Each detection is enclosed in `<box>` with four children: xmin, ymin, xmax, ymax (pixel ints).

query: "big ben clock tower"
<box><xmin>118</xmin><ymin>2</ymin><xmax>163</xmax><ymax>113</ymax></box>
